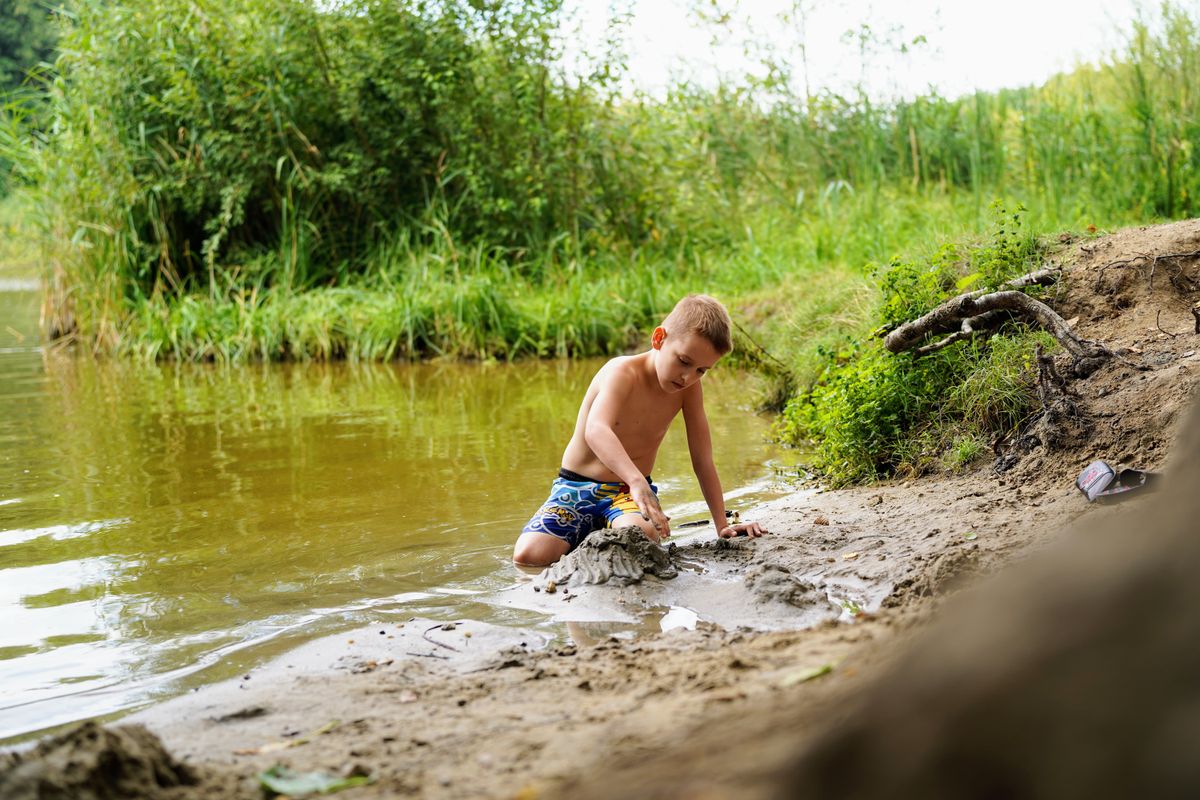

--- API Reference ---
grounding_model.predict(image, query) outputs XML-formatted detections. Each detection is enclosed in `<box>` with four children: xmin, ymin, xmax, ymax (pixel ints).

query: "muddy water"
<box><xmin>0</xmin><ymin>290</ymin><xmax>800</xmax><ymax>742</ymax></box>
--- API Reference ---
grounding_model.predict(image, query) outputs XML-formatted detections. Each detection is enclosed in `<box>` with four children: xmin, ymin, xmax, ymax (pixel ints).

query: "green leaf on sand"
<box><xmin>258</xmin><ymin>765</ymin><xmax>374</xmax><ymax>797</ymax></box>
<box><xmin>779</xmin><ymin>663</ymin><xmax>835</xmax><ymax>687</ymax></box>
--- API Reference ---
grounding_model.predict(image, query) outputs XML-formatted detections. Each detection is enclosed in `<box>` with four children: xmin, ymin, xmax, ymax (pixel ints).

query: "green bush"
<box><xmin>6</xmin><ymin>0</ymin><xmax>1200</xmax><ymax>359</ymax></box>
<box><xmin>779</xmin><ymin>210</ymin><xmax>1058</xmax><ymax>485</ymax></box>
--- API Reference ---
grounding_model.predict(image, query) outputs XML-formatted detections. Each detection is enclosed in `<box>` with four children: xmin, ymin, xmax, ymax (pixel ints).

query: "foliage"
<box><xmin>876</xmin><ymin>202</ymin><xmax>1040</xmax><ymax>328</ymax></box>
<box><xmin>0</xmin><ymin>0</ymin><xmax>58</xmax><ymax>92</ymax></box>
<box><xmin>0</xmin><ymin>0</ymin><xmax>58</xmax><ymax>195</ymax></box>
<box><xmin>32</xmin><ymin>0</ymin><xmax>594</xmax><ymax>291</ymax></box>
<box><xmin>3</xmin><ymin>0</ymin><xmax>1200</xmax><ymax>490</ymax></box>
<box><xmin>778</xmin><ymin>210</ymin><xmax>1059</xmax><ymax>485</ymax></box>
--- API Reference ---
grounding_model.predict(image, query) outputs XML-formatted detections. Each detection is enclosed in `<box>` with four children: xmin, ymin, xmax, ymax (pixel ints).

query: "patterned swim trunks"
<box><xmin>522</xmin><ymin>468</ymin><xmax>659</xmax><ymax>550</ymax></box>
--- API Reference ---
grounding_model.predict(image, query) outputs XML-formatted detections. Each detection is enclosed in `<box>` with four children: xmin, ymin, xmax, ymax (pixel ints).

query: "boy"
<box><xmin>512</xmin><ymin>294</ymin><xmax>767</xmax><ymax>568</ymax></box>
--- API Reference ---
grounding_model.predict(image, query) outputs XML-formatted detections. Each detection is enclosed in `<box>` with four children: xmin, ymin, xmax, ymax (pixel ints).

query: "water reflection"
<box><xmin>0</xmin><ymin>290</ymin><xmax>800</xmax><ymax>741</ymax></box>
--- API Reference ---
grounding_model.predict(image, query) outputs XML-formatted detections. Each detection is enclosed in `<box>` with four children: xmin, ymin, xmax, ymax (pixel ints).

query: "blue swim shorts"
<box><xmin>521</xmin><ymin>468</ymin><xmax>659</xmax><ymax>550</ymax></box>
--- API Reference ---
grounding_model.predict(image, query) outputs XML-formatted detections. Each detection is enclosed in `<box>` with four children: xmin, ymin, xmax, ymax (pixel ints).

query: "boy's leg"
<box><xmin>609</xmin><ymin>513</ymin><xmax>663</xmax><ymax>543</ymax></box>
<box><xmin>512</xmin><ymin>531</ymin><xmax>571</xmax><ymax>569</ymax></box>
<box><xmin>515</xmin><ymin>476</ymin><xmax>601</xmax><ymax>567</ymax></box>
<box><xmin>607</xmin><ymin>480</ymin><xmax>665</xmax><ymax>543</ymax></box>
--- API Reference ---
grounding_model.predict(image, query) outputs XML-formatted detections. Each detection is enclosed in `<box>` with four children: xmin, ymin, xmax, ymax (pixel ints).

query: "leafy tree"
<box><xmin>0</xmin><ymin>0</ymin><xmax>58</xmax><ymax>91</ymax></box>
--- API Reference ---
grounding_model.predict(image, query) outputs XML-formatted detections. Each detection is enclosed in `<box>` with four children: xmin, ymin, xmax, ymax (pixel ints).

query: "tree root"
<box><xmin>884</xmin><ymin>270</ymin><xmax>1113</xmax><ymax>376</ymax></box>
<box><xmin>993</xmin><ymin>346</ymin><xmax>1088</xmax><ymax>473</ymax></box>
<box><xmin>1094</xmin><ymin>249</ymin><xmax>1200</xmax><ymax>293</ymax></box>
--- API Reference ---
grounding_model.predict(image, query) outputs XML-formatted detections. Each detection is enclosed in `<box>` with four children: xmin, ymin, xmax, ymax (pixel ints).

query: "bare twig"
<box><xmin>1156</xmin><ymin>309</ymin><xmax>1180</xmax><ymax>339</ymax></box>
<box><xmin>422</xmin><ymin>624</ymin><xmax>460</xmax><ymax>652</ymax></box>
<box><xmin>995</xmin><ymin>266</ymin><xmax>1063</xmax><ymax>292</ymax></box>
<box><xmin>1095</xmin><ymin>249</ymin><xmax>1200</xmax><ymax>292</ymax></box>
<box><xmin>732</xmin><ymin>318</ymin><xmax>789</xmax><ymax>370</ymax></box>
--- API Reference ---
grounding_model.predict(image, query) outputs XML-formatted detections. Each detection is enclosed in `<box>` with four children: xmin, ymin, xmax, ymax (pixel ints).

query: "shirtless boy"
<box><xmin>512</xmin><ymin>294</ymin><xmax>767</xmax><ymax>568</ymax></box>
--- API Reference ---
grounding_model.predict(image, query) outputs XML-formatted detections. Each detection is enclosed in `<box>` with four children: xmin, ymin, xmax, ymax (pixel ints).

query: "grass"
<box><xmin>97</xmin><ymin>184</ymin><xmax>1125</xmax><ymax>371</ymax></box>
<box><xmin>0</xmin><ymin>192</ymin><xmax>38</xmax><ymax>281</ymax></box>
<box><xmin>6</xmin><ymin>0</ymin><xmax>1200</xmax><ymax>485</ymax></box>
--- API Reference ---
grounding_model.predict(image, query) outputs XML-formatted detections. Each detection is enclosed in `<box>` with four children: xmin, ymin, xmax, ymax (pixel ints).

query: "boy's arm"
<box><xmin>585</xmin><ymin>366</ymin><xmax>671</xmax><ymax>538</ymax></box>
<box><xmin>683</xmin><ymin>384</ymin><xmax>767</xmax><ymax>538</ymax></box>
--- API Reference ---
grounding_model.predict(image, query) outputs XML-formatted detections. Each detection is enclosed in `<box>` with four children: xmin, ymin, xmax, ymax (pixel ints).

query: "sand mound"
<box><xmin>541</xmin><ymin>526</ymin><xmax>679</xmax><ymax>586</ymax></box>
<box><xmin>0</xmin><ymin>721</ymin><xmax>198</xmax><ymax>800</ymax></box>
<box><xmin>743</xmin><ymin>563</ymin><xmax>821</xmax><ymax>607</ymax></box>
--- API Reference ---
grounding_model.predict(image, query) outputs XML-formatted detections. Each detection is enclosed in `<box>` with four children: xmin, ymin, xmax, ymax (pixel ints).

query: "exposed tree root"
<box><xmin>879</xmin><ymin>267</ymin><xmax>1112</xmax><ymax>473</ymax></box>
<box><xmin>883</xmin><ymin>267</ymin><xmax>1113</xmax><ymax>376</ymax></box>
<box><xmin>1094</xmin><ymin>249</ymin><xmax>1200</xmax><ymax>293</ymax></box>
<box><xmin>993</xmin><ymin>345</ymin><xmax>1088</xmax><ymax>473</ymax></box>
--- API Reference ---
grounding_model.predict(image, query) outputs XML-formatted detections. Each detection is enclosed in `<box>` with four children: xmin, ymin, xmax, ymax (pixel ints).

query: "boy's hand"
<box><xmin>632</xmin><ymin>484</ymin><xmax>671</xmax><ymax>542</ymax></box>
<box><xmin>718</xmin><ymin>521</ymin><xmax>768</xmax><ymax>539</ymax></box>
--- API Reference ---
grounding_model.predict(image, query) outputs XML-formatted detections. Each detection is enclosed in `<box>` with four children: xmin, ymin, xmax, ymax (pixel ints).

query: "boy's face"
<box><xmin>651</xmin><ymin>327</ymin><xmax>723</xmax><ymax>393</ymax></box>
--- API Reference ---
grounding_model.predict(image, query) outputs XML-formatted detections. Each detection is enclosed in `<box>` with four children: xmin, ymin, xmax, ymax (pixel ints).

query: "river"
<box><xmin>0</xmin><ymin>287</ymin><xmax>799</xmax><ymax>743</ymax></box>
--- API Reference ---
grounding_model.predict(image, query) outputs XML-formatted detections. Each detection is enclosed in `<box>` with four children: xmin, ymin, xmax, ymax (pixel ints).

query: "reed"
<box><xmin>4</xmin><ymin>1</ymin><xmax>1200</xmax><ymax>482</ymax></box>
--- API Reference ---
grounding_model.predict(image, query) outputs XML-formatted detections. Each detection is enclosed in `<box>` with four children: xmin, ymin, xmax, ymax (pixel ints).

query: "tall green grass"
<box><xmin>2</xmin><ymin>0</ymin><xmax>1199</xmax><ymax>367</ymax></box>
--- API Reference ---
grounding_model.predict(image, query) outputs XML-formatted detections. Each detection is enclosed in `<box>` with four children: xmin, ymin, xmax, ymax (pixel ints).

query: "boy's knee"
<box><xmin>512</xmin><ymin>532</ymin><xmax>569</xmax><ymax>568</ymax></box>
<box><xmin>611</xmin><ymin>514</ymin><xmax>657</xmax><ymax>541</ymax></box>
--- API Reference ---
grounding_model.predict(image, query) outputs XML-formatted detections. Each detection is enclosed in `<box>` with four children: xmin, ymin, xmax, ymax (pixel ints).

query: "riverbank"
<box><xmin>4</xmin><ymin>219</ymin><xmax>1200</xmax><ymax>799</ymax></box>
<box><xmin>122</xmin><ymin>467</ymin><xmax>1144</xmax><ymax>800</ymax></box>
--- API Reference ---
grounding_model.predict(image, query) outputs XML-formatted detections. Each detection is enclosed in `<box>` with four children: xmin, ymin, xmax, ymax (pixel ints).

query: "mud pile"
<box><xmin>0</xmin><ymin>721</ymin><xmax>199</xmax><ymax>800</ymax></box>
<box><xmin>743</xmin><ymin>563</ymin><xmax>821</xmax><ymax>607</ymax></box>
<box><xmin>541</xmin><ymin>526</ymin><xmax>679</xmax><ymax>586</ymax></box>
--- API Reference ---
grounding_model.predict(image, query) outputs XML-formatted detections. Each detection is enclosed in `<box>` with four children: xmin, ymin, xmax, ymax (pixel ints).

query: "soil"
<box><xmin>5</xmin><ymin>219</ymin><xmax>1200</xmax><ymax>799</ymax></box>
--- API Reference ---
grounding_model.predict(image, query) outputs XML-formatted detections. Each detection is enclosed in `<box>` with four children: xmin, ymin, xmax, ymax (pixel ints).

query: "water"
<box><xmin>0</xmin><ymin>289</ymin><xmax>801</xmax><ymax>743</ymax></box>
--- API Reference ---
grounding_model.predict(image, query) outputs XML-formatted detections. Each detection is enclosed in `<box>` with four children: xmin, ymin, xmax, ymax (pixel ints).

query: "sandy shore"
<box><xmin>115</xmin><ymin>450</ymin><xmax>1162</xmax><ymax>799</ymax></box>
<box><xmin>4</xmin><ymin>219</ymin><xmax>1200</xmax><ymax>799</ymax></box>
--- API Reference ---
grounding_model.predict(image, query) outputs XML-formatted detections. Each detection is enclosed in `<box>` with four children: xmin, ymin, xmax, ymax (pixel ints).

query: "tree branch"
<box><xmin>886</xmin><ymin>288</ymin><xmax>1112</xmax><ymax>376</ymax></box>
<box><xmin>877</xmin><ymin>267</ymin><xmax>1061</xmax><ymax>344</ymax></box>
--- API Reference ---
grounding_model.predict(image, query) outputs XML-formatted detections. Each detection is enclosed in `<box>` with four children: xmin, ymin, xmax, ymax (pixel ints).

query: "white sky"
<box><xmin>563</xmin><ymin>0</ymin><xmax>1165</xmax><ymax>100</ymax></box>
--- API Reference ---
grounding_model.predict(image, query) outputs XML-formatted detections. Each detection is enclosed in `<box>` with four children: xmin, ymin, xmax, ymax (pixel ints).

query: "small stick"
<box><xmin>422</xmin><ymin>624</ymin><xmax>460</xmax><ymax>652</ymax></box>
<box><xmin>406</xmin><ymin>651</ymin><xmax>450</xmax><ymax>660</ymax></box>
<box><xmin>1193</xmin><ymin>306</ymin><xmax>1200</xmax><ymax>334</ymax></box>
<box><xmin>732</xmin><ymin>319</ymin><xmax>789</xmax><ymax>370</ymax></box>
<box><xmin>1157</xmin><ymin>309</ymin><xmax>1180</xmax><ymax>338</ymax></box>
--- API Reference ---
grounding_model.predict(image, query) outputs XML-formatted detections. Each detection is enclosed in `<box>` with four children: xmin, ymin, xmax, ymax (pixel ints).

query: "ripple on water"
<box><xmin>0</xmin><ymin>301</ymin><xmax>803</xmax><ymax>743</ymax></box>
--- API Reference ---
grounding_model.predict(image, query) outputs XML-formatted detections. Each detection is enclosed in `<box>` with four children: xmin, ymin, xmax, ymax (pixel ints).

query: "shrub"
<box><xmin>779</xmin><ymin>208</ymin><xmax>1057</xmax><ymax>484</ymax></box>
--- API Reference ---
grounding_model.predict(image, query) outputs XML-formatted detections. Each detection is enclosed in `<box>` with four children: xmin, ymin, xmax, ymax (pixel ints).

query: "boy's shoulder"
<box><xmin>594</xmin><ymin>352</ymin><xmax>648</xmax><ymax>385</ymax></box>
<box><xmin>585</xmin><ymin>353</ymin><xmax>661</xmax><ymax>406</ymax></box>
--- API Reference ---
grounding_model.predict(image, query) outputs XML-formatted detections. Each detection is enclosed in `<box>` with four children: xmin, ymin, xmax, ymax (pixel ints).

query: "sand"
<box><xmin>5</xmin><ymin>219</ymin><xmax>1200</xmax><ymax>799</ymax></box>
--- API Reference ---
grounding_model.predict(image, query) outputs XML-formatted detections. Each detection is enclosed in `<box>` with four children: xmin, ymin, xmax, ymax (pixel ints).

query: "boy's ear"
<box><xmin>651</xmin><ymin>326</ymin><xmax>666</xmax><ymax>350</ymax></box>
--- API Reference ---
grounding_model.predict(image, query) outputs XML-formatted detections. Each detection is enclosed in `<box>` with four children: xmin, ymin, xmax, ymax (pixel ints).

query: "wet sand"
<box><xmin>5</xmin><ymin>219</ymin><xmax>1200</xmax><ymax>799</ymax></box>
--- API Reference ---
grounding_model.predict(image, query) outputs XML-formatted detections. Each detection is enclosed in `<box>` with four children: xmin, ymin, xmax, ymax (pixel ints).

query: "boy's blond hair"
<box><xmin>662</xmin><ymin>294</ymin><xmax>733</xmax><ymax>354</ymax></box>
